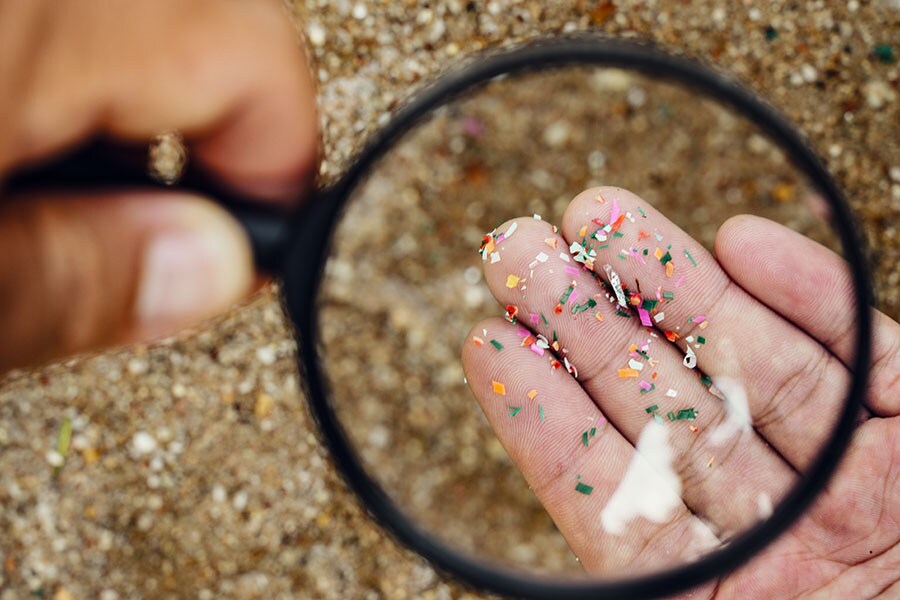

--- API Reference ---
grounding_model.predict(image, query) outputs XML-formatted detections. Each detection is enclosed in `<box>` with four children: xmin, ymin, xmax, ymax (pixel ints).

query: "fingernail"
<box><xmin>136</xmin><ymin>226</ymin><xmax>250</xmax><ymax>326</ymax></box>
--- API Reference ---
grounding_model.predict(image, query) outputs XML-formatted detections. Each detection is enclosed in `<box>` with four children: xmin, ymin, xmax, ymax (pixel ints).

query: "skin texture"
<box><xmin>0</xmin><ymin>0</ymin><xmax>318</xmax><ymax>370</ymax></box>
<box><xmin>463</xmin><ymin>187</ymin><xmax>900</xmax><ymax>598</ymax></box>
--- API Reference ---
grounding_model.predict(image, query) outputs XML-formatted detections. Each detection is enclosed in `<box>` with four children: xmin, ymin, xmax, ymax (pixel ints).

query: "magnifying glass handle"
<box><xmin>2</xmin><ymin>138</ymin><xmax>293</xmax><ymax>274</ymax></box>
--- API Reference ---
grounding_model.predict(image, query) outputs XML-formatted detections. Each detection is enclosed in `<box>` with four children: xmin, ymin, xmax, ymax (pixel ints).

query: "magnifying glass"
<box><xmin>9</xmin><ymin>35</ymin><xmax>872</xmax><ymax>599</ymax></box>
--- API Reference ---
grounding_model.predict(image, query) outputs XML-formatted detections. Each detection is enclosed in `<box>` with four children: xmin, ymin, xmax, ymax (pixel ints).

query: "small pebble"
<box><xmin>131</xmin><ymin>431</ymin><xmax>157</xmax><ymax>456</ymax></box>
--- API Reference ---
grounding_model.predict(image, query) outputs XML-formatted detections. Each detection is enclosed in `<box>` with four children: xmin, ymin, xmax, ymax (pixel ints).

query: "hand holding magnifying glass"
<box><xmin>0</xmin><ymin>0</ymin><xmax>317</xmax><ymax>371</ymax></box>
<box><xmin>463</xmin><ymin>186</ymin><xmax>900</xmax><ymax>597</ymax></box>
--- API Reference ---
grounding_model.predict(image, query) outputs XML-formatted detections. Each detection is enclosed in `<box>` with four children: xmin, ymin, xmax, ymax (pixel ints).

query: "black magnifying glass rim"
<box><xmin>281</xmin><ymin>34</ymin><xmax>872</xmax><ymax>600</ymax></box>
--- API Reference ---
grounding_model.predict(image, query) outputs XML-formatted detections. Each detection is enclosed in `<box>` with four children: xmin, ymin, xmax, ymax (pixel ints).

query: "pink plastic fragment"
<box><xmin>530</xmin><ymin>313</ymin><xmax>540</xmax><ymax>325</ymax></box>
<box><xmin>610</xmin><ymin>199</ymin><xmax>620</xmax><ymax>224</ymax></box>
<box><xmin>675</xmin><ymin>275</ymin><xmax>686</xmax><ymax>288</ymax></box>
<box><xmin>530</xmin><ymin>344</ymin><xmax>545</xmax><ymax>356</ymax></box>
<box><xmin>638</xmin><ymin>307</ymin><xmax>653</xmax><ymax>327</ymax></box>
<box><xmin>639</xmin><ymin>380</ymin><xmax>652</xmax><ymax>391</ymax></box>
<box><xmin>565</xmin><ymin>266</ymin><xmax>580</xmax><ymax>275</ymax></box>
<box><xmin>517</xmin><ymin>328</ymin><xmax>530</xmax><ymax>337</ymax></box>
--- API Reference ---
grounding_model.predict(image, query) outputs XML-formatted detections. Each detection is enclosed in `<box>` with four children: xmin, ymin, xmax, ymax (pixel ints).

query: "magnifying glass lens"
<box><xmin>315</xmin><ymin>65</ymin><xmax>856</xmax><ymax>582</ymax></box>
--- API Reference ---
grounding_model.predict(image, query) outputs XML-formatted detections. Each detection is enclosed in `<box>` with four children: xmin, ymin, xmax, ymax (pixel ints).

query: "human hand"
<box><xmin>463</xmin><ymin>186</ymin><xmax>899</xmax><ymax>598</ymax></box>
<box><xmin>0</xmin><ymin>0</ymin><xmax>318</xmax><ymax>371</ymax></box>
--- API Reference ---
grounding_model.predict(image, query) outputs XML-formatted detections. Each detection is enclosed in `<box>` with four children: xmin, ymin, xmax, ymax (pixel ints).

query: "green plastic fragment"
<box><xmin>645</xmin><ymin>404</ymin><xmax>659</xmax><ymax>413</ymax></box>
<box><xmin>490</xmin><ymin>339</ymin><xmax>504</xmax><ymax>351</ymax></box>
<box><xmin>539</xmin><ymin>405</ymin><xmax>545</xmax><ymax>422</ymax></box>
<box><xmin>697</xmin><ymin>336</ymin><xmax>706</xmax><ymax>345</ymax></box>
<box><xmin>640</xmin><ymin>384</ymin><xmax>656</xmax><ymax>395</ymax></box>
<box><xmin>685</xmin><ymin>250</ymin><xmax>698</xmax><ymax>267</ymax></box>
<box><xmin>575</xmin><ymin>481</ymin><xmax>594</xmax><ymax>495</ymax></box>
<box><xmin>559</xmin><ymin>285</ymin><xmax>575</xmax><ymax>305</ymax></box>
<box><xmin>873</xmin><ymin>44</ymin><xmax>895</xmax><ymax>64</ymax></box>
<box><xmin>637</xmin><ymin>206</ymin><xmax>647</xmax><ymax>217</ymax></box>
<box><xmin>541</xmin><ymin>313</ymin><xmax>549</xmax><ymax>326</ymax></box>
<box><xmin>613</xmin><ymin>231</ymin><xmax>624</xmax><ymax>238</ymax></box>
<box><xmin>660</xmin><ymin>251</ymin><xmax>672</xmax><ymax>265</ymax></box>
<box><xmin>663</xmin><ymin>291</ymin><xmax>674</xmax><ymax>300</ymax></box>
<box><xmin>642</xmin><ymin>299</ymin><xmax>658</xmax><ymax>311</ymax></box>
<box><xmin>615</xmin><ymin>308</ymin><xmax>632</xmax><ymax>318</ymax></box>
<box><xmin>582</xmin><ymin>431</ymin><xmax>590</xmax><ymax>447</ymax></box>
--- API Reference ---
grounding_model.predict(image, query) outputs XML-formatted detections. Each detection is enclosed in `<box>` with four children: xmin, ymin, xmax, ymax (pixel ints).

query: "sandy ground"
<box><xmin>1</xmin><ymin>1</ymin><xmax>897</xmax><ymax>598</ymax></box>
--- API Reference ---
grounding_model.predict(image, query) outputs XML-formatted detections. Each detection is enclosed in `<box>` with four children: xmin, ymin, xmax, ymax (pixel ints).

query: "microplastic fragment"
<box><xmin>559</xmin><ymin>252</ymin><xmax>570</xmax><ymax>262</ymax></box>
<box><xmin>645</xmin><ymin>404</ymin><xmax>659</xmax><ymax>413</ymax></box>
<box><xmin>508</xmin><ymin>406</ymin><xmax>523</xmax><ymax>417</ymax></box>
<box><xmin>642</xmin><ymin>299</ymin><xmax>658</xmax><ymax>311</ymax></box>
<box><xmin>610</xmin><ymin>199</ymin><xmax>620</xmax><ymax>223</ymax></box>
<box><xmin>530</xmin><ymin>344</ymin><xmax>544</xmax><ymax>356</ymax></box>
<box><xmin>492</xmin><ymin>381</ymin><xmax>506</xmax><ymax>395</ymax></box>
<box><xmin>527</xmin><ymin>389</ymin><xmax>538</xmax><ymax>400</ymax></box>
<box><xmin>490</xmin><ymin>340</ymin><xmax>504</xmax><ymax>351</ymax></box>
<box><xmin>663</xmin><ymin>291</ymin><xmax>674</xmax><ymax>300</ymax></box>
<box><xmin>638</xmin><ymin>308</ymin><xmax>653</xmax><ymax>327</ymax></box>
<box><xmin>697</xmin><ymin>336</ymin><xmax>706</xmax><ymax>345</ymax></box>
<box><xmin>582</xmin><ymin>431</ymin><xmax>590</xmax><ymax>447</ymax></box>
<box><xmin>560</xmin><ymin>284</ymin><xmax>575</xmax><ymax>305</ymax></box>
<box><xmin>639</xmin><ymin>380</ymin><xmax>652</xmax><ymax>391</ymax></box>
<box><xmin>530</xmin><ymin>313</ymin><xmax>540</xmax><ymax>325</ymax></box>
<box><xmin>666</xmin><ymin>388</ymin><xmax>678</xmax><ymax>398</ymax></box>
<box><xmin>545</xmin><ymin>238</ymin><xmax>558</xmax><ymax>249</ymax></box>
<box><xmin>707</xmin><ymin>456</ymin><xmax>715</xmax><ymax>468</ymax></box>
<box><xmin>490</xmin><ymin>252</ymin><xmax>501</xmax><ymax>264</ymax></box>
<box><xmin>575</xmin><ymin>481</ymin><xmax>594</xmax><ymax>495</ymax></box>
<box><xmin>685</xmin><ymin>250</ymin><xmax>698</xmax><ymax>267</ymax></box>
<box><xmin>535</xmin><ymin>252</ymin><xmax>549</xmax><ymax>263</ymax></box>
<box><xmin>472</xmin><ymin>336</ymin><xmax>484</xmax><ymax>346</ymax></box>
<box><xmin>628</xmin><ymin>359</ymin><xmax>644</xmax><ymax>371</ymax></box>
<box><xmin>683</xmin><ymin>346</ymin><xmax>697</xmax><ymax>369</ymax></box>
<box><xmin>618</xmin><ymin>368</ymin><xmax>639</xmax><ymax>378</ymax></box>
<box><xmin>505</xmin><ymin>222</ymin><xmax>518</xmax><ymax>238</ymax></box>
<box><xmin>654</xmin><ymin>312</ymin><xmax>665</xmax><ymax>323</ymax></box>
<box><xmin>669</xmin><ymin>408</ymin><xmax>698</xmax><ymax>421</ymax></box>
<box><xmin>665</xmin><ymin>262</ymin><xmax>675</xmax><ymax>277</ymax></box>
<box><xmin>541</xmin><ymin>313</ymin><xmax>549</xmax><ymax>326</ymax></box>
<box><xmin>660</xmin><ymin>251</ymin><xmax>672</xmax><ymax>265</ymax></box>
<box><xmin>533</xmin><ymin>213</ymin><xmax>542</xmax><ymax>220</ymax></box>
<box><xmin>603</xmin><ymin>264</ymin><xmax>628</xmax><ymax>307</ymax></box>
<box><xmin>615</xmin><ymin>308</ymin><xmax>632</xmax><ymax>318</ymax></box>
<box><xmin>640</xmin><ymin>384</ymin><xmax>656</xmax><ymax>395</ymax></box>
<box><xmin>539</xmin><ymin>405</ymin><xmax>546</xmax><ymax>422</ymax></box>
<box><xmin>506</xmin><ymin>274</ymin><xmax>520</xmax><ymax>288</ymax></box>
<box><xmin>637</xmin><ymin>207</ymin><xmax>647</xmax><ymax>217</ymax></box>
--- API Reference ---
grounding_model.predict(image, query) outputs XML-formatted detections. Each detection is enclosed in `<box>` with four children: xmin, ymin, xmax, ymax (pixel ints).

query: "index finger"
<box><xmin>1</xmin><ymin>0</ymin><xmax>318</xmax><ymax>202</ymax></box>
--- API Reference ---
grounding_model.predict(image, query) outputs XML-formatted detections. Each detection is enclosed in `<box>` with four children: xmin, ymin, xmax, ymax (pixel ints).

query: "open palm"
<box><xmin>462</xmin><ymin>187</ymin><xmax>899</xmax><ymax>598</ymax></box>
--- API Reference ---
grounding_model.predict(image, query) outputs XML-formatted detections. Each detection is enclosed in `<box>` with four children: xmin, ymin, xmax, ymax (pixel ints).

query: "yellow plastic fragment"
<box><xmin>492</xmin><ymin>381</ymin><xmax>507</xmax><ymax>395</ymax></box>
<box><xmin>527</xmin><ymin>389</ymin><xmax>538</xmax><ymax>400</ymax></box>
<box><xmin>506</xmin><ymin>274</ymin><xmax>520</xmax><ymax>288</ymax></box>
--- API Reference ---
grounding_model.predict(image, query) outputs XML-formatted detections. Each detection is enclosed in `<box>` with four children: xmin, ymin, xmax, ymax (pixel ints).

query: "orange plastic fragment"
<box><xmin>617</xmin><ymin>368</ymin><xmax>639</xmax><ymax>378</ymax></box>
<box><xmin>492</xmin><ymin>381</ymin><xmax>507</xmax><ymax>395</ymax></box>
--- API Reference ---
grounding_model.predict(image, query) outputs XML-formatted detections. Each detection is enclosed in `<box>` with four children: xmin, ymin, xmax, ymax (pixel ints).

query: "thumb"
<box><xmin>0</xmin><ymin>191</ymin><xmax>253</xmax><ymax>371</ymax></box>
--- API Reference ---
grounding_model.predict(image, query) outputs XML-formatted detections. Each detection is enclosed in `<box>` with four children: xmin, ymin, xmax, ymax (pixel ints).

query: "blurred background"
<box><xmin>1</xmin><ymin>1</ymin><xmax>897</xmax><ymax>598</ymax></box>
